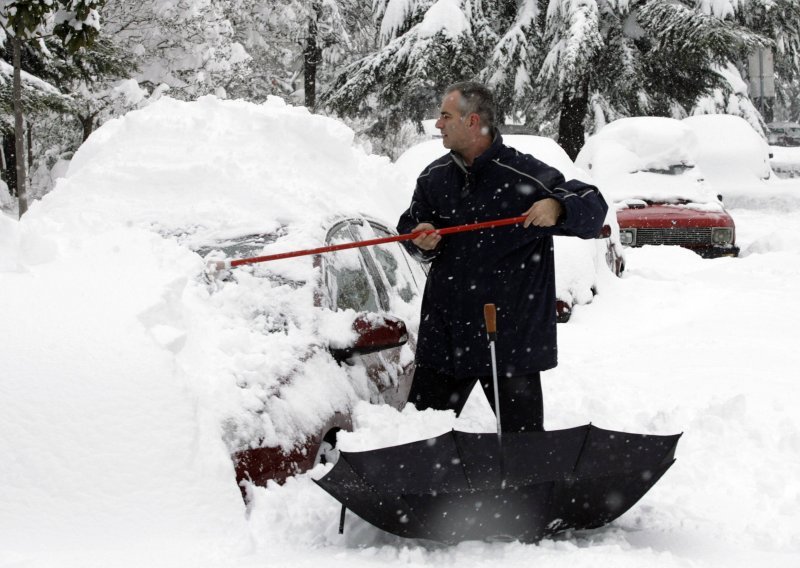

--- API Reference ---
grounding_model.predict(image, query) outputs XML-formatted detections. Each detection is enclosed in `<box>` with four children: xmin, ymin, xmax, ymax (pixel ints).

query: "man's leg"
<box><xmin>407</xmin><ymin>365</ymin><xmax>478</xmax><ymax>414</ymax></box>
<box><xmin>479</xmin><ymin>372</ymin><xmax>544</xmax><ymax>432</ymax></box>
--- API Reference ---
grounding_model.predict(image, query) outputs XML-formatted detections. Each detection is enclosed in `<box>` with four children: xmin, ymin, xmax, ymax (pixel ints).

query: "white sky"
<box><xmin>2</xmin><ymin>96</ymin><xmax>800</xmax><ymax>567</ymax></box>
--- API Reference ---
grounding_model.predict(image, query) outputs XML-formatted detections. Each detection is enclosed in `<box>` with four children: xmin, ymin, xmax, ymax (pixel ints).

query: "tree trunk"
<box><xmin>557</xmin><ymin>81</ymin><xmax>589</xmax><ymax>161</ymax></box>
<box><xmin>2</xmin><ymin>135</ymin><xmax>17</xmax><ymax>197</ymax></box>
<box><xmin>81</xmin><ymin>114</ymin><xmax>96</xmax><ymax>142</ymax></box>
<box><xmin>27</xmin><ymin>122</ymin><xmax>33</xmax><ymax>168</ymax></box>
<box><xmin>303</xmin><ymin>2</ymin><xmax>322</xmax><ymax>110</ymax></box>
<box><xmin>13</xmin><ymin>35</ymin><xmax>28</xmax><ymax>217</ymax></box>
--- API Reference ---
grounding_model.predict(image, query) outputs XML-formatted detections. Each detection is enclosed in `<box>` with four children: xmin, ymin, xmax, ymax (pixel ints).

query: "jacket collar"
<box><xmin>450</xmin><ymin>132</ymin><xmax>504</xmax><ymax>173</ymax></box>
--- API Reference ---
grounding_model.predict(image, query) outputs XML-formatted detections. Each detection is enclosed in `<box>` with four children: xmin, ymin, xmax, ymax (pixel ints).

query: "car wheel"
<box><xmin>314</xmin><ymin>435</ymin><xmax>340</xmax><ymax>467</ymax></box>
<box><xmin>556</xmin><ymin>300</ymin><xmax>572</xmax><ymax>323</ymax></box>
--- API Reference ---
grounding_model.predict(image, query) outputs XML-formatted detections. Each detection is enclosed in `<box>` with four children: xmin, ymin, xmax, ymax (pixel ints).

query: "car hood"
<box><xmin>596</xmin><ymin>170</ymin><xmax>724</xmax><ymax>206</ymax></box>
<box><xmin>616</xmin><ymin>201</ymin><xmax>734</xmax><ymax>228</ymax></box>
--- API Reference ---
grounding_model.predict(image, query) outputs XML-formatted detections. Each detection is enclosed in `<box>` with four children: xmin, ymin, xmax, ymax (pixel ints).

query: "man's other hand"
<box><xmin>523</xmin><ymin>198</ymin><xmax>563</xmax><ymax>228</ymax></box>
<box><xmin>411</xmin><ymin>223</ymin><xmax>441</xmax><ymax>250</ymax></box>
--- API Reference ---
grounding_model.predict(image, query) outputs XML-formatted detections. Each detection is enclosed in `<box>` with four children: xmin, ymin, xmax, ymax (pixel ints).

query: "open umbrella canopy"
<box><xmin>316</xmin><ymin>425</ymin><xmax>680</xmax><ymax>543</ymax></box>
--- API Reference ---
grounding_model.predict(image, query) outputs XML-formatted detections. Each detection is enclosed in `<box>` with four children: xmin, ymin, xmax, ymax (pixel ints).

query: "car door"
<box><xmin>323</xmin><ymin>218</ymin><xmax>423</xmax><ymax>408</ymax></box>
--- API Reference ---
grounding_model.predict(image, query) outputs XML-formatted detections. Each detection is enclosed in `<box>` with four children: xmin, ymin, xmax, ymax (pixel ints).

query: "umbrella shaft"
<box><xmin>490</xmin><ymin>341</ymin><xmax>502</xmax><ymax>441</ymax></box>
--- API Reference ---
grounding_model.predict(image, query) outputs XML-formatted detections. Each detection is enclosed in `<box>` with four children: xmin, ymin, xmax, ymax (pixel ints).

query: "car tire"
<box><xmin>314</xmin><ymin>437</ymin><xmax>340</xmax><ymax>467</ymax></box>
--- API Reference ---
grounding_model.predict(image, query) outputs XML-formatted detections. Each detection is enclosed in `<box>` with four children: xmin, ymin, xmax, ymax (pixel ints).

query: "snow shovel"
<box><xmin>205</xmin><ymin>214</ymin><xmax>529</xmax><ymax>272</ymax></box>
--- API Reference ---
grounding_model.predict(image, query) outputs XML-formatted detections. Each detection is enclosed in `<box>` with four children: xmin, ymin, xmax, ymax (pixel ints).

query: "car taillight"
<box><xmin>711</xmin><ymin>227</ymin><xmax>733</xmax><ymax>245</ymax></box>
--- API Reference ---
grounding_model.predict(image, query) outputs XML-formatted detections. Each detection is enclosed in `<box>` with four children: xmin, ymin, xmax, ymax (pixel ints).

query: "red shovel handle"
<box><xmin>209</xmin><ymin>215</ymin><xmax>528</xmax><ymax>270</ymax></box>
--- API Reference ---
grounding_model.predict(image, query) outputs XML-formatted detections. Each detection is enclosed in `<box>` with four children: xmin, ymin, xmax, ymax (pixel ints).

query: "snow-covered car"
<box><xmin>685</xmin><ymin>114</ymin><xmax>773</xmax><ymax>184</ymax></box>
<box><xmin>200</xmin><ymin>217</ymin><xmax>425</xmax><ymax>489</ymax></box>
<box><xmin>767</xmin><ymin>121</ymin><xmax>800</xmax><ymax>146</ymax></box>
<box><xmin>576</xmin><ymin>116</ymin><xmax>747</xmax><ymax>259</ymax></box>
<box><xmin>394</xmin><ymin>135</ymin><xmax>625</xmax><ymax>322</ymax></box>
<box><xmin>6</xmin><ymin>95</ymin><xmax>426</xmax><ymax>496</ymax></box>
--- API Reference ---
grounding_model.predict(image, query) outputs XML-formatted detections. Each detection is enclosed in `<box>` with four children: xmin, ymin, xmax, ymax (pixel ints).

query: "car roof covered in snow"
<box><xmin>574</xmin><ymin>115</ymin><xmax>767</xmax><ymax>205</ymax></box>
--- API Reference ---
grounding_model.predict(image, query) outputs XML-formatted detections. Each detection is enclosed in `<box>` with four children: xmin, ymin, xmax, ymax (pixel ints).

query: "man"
<box><xmin>397</xmin><ymin>81</ymin><xmax>608</xmax><ymax>432</ymax></box>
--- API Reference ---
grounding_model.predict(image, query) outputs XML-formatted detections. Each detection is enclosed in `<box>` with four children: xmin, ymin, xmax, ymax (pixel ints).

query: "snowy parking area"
<box><xmin>1</xmin><ymin>97</ymin><xmax>799</xmax><ymax>567</ymax></box>
<box><xmin>242</xmin><ymin>194</ymin><xmax>800</xmax><ymax>568</ymax></box>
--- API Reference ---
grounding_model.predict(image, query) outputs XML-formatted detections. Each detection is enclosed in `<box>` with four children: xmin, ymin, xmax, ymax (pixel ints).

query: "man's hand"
<box><xmin>523</xmin><ymin>198</ymin><xmax>564</xmax><ymax>228</ymax></box>
<box><xmin>411</xmin><ymin>223</ymin><xmax>441</xmax><ymax>250</ymax></box>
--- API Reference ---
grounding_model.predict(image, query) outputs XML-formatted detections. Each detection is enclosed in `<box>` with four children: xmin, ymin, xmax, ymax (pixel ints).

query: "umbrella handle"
<box><xmin>484</xmin><ymin>304</ymin><xmax>502</xmax><ymax>440</ymax></box>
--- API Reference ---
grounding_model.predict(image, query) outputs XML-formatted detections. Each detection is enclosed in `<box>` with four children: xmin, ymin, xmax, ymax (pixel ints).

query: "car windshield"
<box><xmin>195</xmin><ymin>232</ymin><xmax>283</xmax><ymax>260</ymax></box>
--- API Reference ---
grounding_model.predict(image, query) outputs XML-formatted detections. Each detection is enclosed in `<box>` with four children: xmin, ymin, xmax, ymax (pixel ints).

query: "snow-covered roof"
<box><xmin>575</xmin><ymin>115</ymin><xmax>769</xmax><ymax>205</ymax></box>
<box><xmin>683</xmin><ymin>114</ymin><xmax>772</xmax><ymax>182</ymax></box>
<box><xmin>47</xmin><ymin>96</ymin><xmax>405</xmax><ymax>242</ymax></box>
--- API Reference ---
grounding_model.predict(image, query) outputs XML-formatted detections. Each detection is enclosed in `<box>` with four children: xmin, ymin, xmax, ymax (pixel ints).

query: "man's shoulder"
<box><xmin>496</xmin><ymin>143</ymin><xmax>544</xmax><ymax>167</ymax></box>
<box><xmin>418</xmin><ymin>153</ymin><xmax>454</xmax><ymax>180</ymax></box>
<box><xmin>493</xmin><ymin>144</ymin><xmax>558</xmax><ymax>176</ymax></box>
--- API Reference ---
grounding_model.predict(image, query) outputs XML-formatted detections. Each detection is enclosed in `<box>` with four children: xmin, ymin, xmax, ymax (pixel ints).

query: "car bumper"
<box><xmin>623</xmin><ymin>241</ymin><xmax>739</xmax><ymax>259</ymax></box>
<box><xmin>694</xmin><ymin>244</ymin><xmax>740</xmax><ymax>259</ymax></box>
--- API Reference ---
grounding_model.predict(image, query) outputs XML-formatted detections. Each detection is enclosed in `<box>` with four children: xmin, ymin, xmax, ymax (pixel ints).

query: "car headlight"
<box><xmin>711</xmin><ymin>227</ymin><xmax>733</xmax><ymax>245</ymax></box>
<box><xmin>619</xmin><ymin>228</ymin><xmax>637</xmax><ymax>246</ymax></box>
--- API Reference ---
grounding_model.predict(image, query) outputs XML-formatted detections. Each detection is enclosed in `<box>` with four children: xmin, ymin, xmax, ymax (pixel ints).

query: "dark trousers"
<box><xmin>407</xmin><ymin>366</ymin><xmax>544</xmax><ymax>432</ymax></box>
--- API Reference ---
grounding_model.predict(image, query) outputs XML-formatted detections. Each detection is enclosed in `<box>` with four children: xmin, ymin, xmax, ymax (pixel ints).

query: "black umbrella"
<box><xmin>316</xmin><ymin>425</ymin><xmax>679</xmax><ymax>543</ymax></box>
<box><xmin>315</xmin><ymin>305</ymin><xmax>681</xmax><ymax>543</ymax></box>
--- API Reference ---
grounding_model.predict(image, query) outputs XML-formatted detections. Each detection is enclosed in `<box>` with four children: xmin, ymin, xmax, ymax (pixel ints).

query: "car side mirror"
<box><xmin>330</xmin><ymin>313</ymin><xmax>409</xmax><ymax>362</ymax></box>
<box><xmin>597</xmin><ymin>224</ymin><xmax>612</xmax><ymax>238</ymax></box>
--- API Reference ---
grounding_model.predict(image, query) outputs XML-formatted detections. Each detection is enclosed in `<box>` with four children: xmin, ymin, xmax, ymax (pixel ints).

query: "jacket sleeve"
<box><xmin>549</xmin><ymin>179</ymin><xmax>609</xmax><ymax>239</ymax></box>
<box><xmin>516</xmin><ymin>154</ymin><xmax>608</xmax><ymax>239</ymax></box>
<box><xmin>396</xmin><ymin>176</ymin><xmax>442</xmax><ymax>262</ymax></box>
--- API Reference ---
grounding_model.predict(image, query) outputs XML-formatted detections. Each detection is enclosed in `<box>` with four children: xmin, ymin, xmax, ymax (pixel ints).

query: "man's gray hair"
<box><xmin>445</xmin><ymin>81</ymin><xmax>497</xmax><ymax>133</ymax></box>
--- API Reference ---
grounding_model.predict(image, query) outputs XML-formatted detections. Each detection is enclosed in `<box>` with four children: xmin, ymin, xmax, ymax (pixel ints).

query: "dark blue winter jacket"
<box><xmin>397</xmin><ymin>134</ymin><xmax>608</xmax><ymax>378</ymax></box>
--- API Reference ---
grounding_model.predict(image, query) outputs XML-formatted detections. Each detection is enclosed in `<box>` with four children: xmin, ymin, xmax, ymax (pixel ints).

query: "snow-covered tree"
<box><xmin>323</xmin><ymin>0</ymin><xmax>494</xmax><ymax>142</ymax></box>
<box><xmin>1</xmin><ymin>0</ymin><xmax>106</xmax><ymax>217</ymax></box>
<box><xmin>480</xmin><ymin>0</ymin><xmax>540</xmax><ymax>122</ymax></box>
<box><xmin>723</xmin><ymin>0</ymin><xmax>800</xmax><ymax>122</ymax></box>
<box><xmin>102</xmin><ymin>0</ymin><xmax>249</xmax><ymax>100</ymax></box>
<box><xmin>482</xmin><ymin>0</ymin><xmax>771</xmax><ymax>158</ymax></box>
<box><xmin>326</xmin><ymin>0</ymin><xmax>776</xmax><ymax>159</ymax></box>
<box><xmin>224</xmin><ymin>0</ymin><xmax>375</xmax><ymax>109</ymax></box>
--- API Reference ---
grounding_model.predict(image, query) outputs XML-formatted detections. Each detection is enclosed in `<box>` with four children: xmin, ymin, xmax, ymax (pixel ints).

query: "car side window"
<box><xmin>360</xmin><ymin>223</ymin><xmax>425</xmax><ymax>308</ymax></box>
<box><xmin>325</xmin><ymin>223</ymin><xmax>382</xmax><ymax>313</ymax></box>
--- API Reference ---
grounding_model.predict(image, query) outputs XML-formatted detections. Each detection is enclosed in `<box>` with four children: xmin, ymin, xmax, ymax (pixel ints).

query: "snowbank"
<box><xmin>2</xmin><ymin>96</ymin><xmax>800</xmax><ymax>568</ymax></box>
<box><xmin>0</xmin><ymin>95</ymin><xmax>410</xmax><ymax>565</ymax></box>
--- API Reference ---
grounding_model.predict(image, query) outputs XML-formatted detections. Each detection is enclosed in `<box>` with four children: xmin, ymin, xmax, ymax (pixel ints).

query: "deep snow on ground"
<box><xmin>2</xmin><ymin>97</ymin><xmax>800</xmax><ymax>567</ymax></box>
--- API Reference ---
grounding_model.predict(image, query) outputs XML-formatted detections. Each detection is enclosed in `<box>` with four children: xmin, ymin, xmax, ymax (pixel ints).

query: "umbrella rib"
<box><xmin>572</xmin><ymin>423</ymin><xmax>594</xmax><ymax>475</ymax></box>
<box><xmin>452</xmin><ymin>430</ymin><xmax>474</xmax><ymax>490</ymax></box>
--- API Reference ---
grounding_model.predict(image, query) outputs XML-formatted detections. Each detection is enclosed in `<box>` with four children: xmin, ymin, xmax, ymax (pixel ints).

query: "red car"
<box><xmin>199</xmin><ymin>215</ymin><xmax>423</xmax><ymax>493</ymax></box>
<box><xmin>576</xmin><ymin>116</ymin><xmax>760</xmax><ymax>259</ymax></box>
<box><xmin>615</xmin><ymin>198</ymin><xmax>738</xmax><ymax>258</ymax></box>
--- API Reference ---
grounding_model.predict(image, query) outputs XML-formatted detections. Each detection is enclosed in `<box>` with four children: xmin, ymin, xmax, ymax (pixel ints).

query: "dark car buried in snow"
<box><xmin>199</xmin><ymin>215</ymin><xmax>426</xmax><ymax>492</ymax></box>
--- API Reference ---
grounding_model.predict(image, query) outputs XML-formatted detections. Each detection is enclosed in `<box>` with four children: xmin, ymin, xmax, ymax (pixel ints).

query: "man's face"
<box><xmin>435</xmin><ymin>91</ymin><xmax>476</xmax><ymax>154</ymax></box>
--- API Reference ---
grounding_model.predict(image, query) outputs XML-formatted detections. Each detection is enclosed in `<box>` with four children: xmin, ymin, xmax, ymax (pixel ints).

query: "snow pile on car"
<box><xmin>577</xmin><ymin>117</ymin><xmax>698</xmax><ymax>178</ymax></box>
<box><xmin>576</xmin><ymin>117</ymin><xmax>718</xmax><ymax>206</ymax></box>
<box><xmin>684</xmin><ymin>114</ymin><xmax>772</xmax><ymax>183</ymax></box>
<box><xmin>0</xmin><ymin>96</ymin><xmax>410</xmax><ymax>558</ymax></box>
